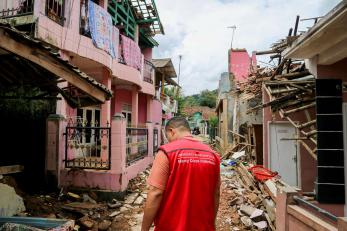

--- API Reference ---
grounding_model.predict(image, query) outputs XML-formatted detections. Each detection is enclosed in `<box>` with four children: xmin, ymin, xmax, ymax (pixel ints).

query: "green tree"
<box><xmin>209</xmin><ymin>116</ymin><xmax>218</xmax><ymax>127</ymax></box>
<box><xmin>198</xmin><ymin>90</ymin><xmax>217</xmax><ymax>108</ymax></box>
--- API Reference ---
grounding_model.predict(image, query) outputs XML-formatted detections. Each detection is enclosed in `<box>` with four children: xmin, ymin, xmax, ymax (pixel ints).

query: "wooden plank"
<box><xmin>264</xmin><ymin>180</ymin><xmax>277</xmax><ymax>200</ymax></box>
<box><xmin>0</xmin><ymin>29</ymin><xmax>108</xmax><ymax>103</ymax></box>
<box><xmin>0</xmin><ymin>165</ymin><xmax>24</xmax><ymax>175</ymax></box>
<box><xmin>287</xmin><ymin>205</ymin><xmax>337</xmax><ymax>231</ymax></box>
<box><xmin>283</xmin><ymin>102</ymin><xmax>316</xmax><ymax>116</ymax></box>
<box><xmin>237</xmin><ymin>163</ymin><xmax>260</xmax><ymax>193</ymax></box>
<box><xmin>299</xmin><ymin>140</ymin><xmax>317</xmax><ymax>160</ymax></box>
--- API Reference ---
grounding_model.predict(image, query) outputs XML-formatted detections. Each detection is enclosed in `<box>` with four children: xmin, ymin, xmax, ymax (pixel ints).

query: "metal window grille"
<box><xmin>143</xmin><ymin>60</ymin><xmax>154</xmax><ymax>84</ymax></box>
<box><xmin>64</xmin><ymin>119</ymin><xmax>111</xmax><ymax>170</ymax></box>
<box><xmin>46</xmin><ymin>0</ymin><xmax>65</xmax><ymax>26</ymax></box>
<box><xmin>126</xmin><ymin>128</ymin><xmax>148</xmax><ymax>166</ymax></box>
<box><xmin>0</xmin><ymin>0</ymin><xmax>34</xmax><ymax>19</ymax></box>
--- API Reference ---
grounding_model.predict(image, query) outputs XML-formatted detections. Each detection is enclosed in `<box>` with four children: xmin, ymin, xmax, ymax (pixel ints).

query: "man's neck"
<box><xmin>177</xmin><ymin>132</ymin><xmax>193</xmax><ymax>140</ymax></box>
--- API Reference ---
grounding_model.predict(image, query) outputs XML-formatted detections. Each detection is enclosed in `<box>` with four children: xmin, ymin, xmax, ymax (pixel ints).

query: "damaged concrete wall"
<box><xmin>0</xmin><ymin>183</ymin><xmax>25</xmax><ymax>216</ymax></box>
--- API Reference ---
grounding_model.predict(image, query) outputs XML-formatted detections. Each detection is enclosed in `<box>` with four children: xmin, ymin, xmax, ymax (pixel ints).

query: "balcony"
<box><xmin>0</xmin><ymin>0</ymin><xmax>34</xmax><ymax>19</ymax></box>
<box><xmin>143</xmin><ymin>60</ymin><xmax>154</xmax><ymax>84</ymax></box>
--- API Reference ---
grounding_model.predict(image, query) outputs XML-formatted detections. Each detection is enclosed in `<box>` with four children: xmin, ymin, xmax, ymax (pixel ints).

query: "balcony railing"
<box><xmin>46</xmin><ymin>0</ymin><xmax>65</xmax><ymax>26</ymax></box>
<box><xmin>143</xmin><ymin>60</ymin><xmax>154</xmax><ymax>84</ymax></box>
<box><xmin>0</xmin><ymin>0</ymin><xmax>34</xmax><ymax>19</ymax></box>
<box><xmin>126</xmin><ymin>128</ymin><xmax>148</xmax><ymax>166</ymax></box>
<box><xmin>64</xmin><ymin>124</ymin><xmax>111</xmax><ymax>170</ymax></box>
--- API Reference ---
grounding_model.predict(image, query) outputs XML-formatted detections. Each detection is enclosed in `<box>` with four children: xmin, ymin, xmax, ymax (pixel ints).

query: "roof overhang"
<box><xmin>152</xmin><ymin>58</ymin><xmax>177</xmax><ymax>78</ymax></box>
<box><xmin>0</xmin><ymin>24</ymin><xmax>112</xmax><ymax>108</ymax></box>
<box><xmin>283</xmin><ymin>1</ymin><xmax>347</xmax><ymax>65</ymax></box>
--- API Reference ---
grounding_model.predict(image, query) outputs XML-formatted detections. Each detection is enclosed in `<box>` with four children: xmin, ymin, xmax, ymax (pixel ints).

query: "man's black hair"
<box><xmin>165</xmin><ymin>116</ymin><xmax>191</xmax><ymax>132</ymax></box>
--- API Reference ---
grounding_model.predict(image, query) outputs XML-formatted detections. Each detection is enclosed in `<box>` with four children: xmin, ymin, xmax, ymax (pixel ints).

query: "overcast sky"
<box><xmin>152</xmin><ymin>0</ymin><xmax>341</xmax><ymax>96</ymax></box>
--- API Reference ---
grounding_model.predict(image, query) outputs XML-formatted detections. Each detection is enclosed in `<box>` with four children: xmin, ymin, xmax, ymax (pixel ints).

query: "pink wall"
<box><xmin>152</xmin><ymin>99</ymin><xmax>163</xmax><ymax>125</ymax></box>
<box><xmin>317</xmin><ymin>58</ymin><xmax>347</xmax><ymax>81</ymax></box>
<box><xmin>262</xmin><ymin>89</ymin><xmax>317</xmax><ymax>192</ymax></box>
<box><xmin>229</xmin><ymin>49</ymin><xmax>255</xmax><ymax>82</ymax></box>
<box><xmin>113</xmin><ymin>89</ymin><xmax>132</xmax><ymax>115</ymax></box>
<box><xmin>142</xmin><ymin>48</ymin><xmax>153</xmax><ymax>61</ymax></box>
<box><xmin>138</xmin><ymin>93</ymin><xmax>148</xmax><ymax>124</ymax></box>
<box><xmin>141</xmin><ymin>81</ymin><xmax>155</xmax><ymax>96</ymax></box>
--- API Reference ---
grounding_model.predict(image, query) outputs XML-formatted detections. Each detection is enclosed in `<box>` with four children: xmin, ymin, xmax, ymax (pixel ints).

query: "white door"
<box><xmin>269</xmin><ymin>122</ymin><xmax>298</xmax><ymax>186</ymax></box>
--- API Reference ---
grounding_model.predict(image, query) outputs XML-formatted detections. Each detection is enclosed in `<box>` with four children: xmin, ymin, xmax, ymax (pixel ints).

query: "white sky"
<box><xmin>152</xmin><ymin>0</ymin><xmax>341</xmax><ymax>96</ymax></box>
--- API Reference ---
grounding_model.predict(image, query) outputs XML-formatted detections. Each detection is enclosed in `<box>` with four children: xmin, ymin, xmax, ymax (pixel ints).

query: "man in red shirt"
<box><xmin>142</xmin><ymin>117</ymin><xmax>221</xmax><ymax>231</ymax></box>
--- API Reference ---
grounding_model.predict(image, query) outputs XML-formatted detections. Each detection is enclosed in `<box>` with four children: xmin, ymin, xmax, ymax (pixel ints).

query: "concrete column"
<box><xmin>101</xmin><ymin>68</ymin><xmax>111</xmax><ymax>126</ymax></box>
<box><xmin>146</xmin><ymin>122</ymin><xmax>154</xmax><ymax>158</ymax></box>
<box><xmin>222</xmin><ymin>98</ymin><xmax>228</xmax><ymax>149</ymax></box>
<box><xmin>131</xmin><ymin>85</ymin><xmax>139</xmax><ymax>127</ymax></box>
<box><xmin>147</xmin><ymin>95</ymin><xmax>153</xmax><ymax>123</ymax></box>
<box><xmin>111</xmin><ymin>113</ymin><xmax>127</xmax><ymax>191</ymax></box>
<box><xmin>275</xmin><ymin>187</ymin><xmax>298</xmax><ymax>231</ymax></box>
<box><xmin>46</xmin><ymin>114</ymin><xmax>66</xmax><ymax>188</ymax></box>
<box><xmin>101</xmin><ymin>68</ymin><xmax>111</xmax><ymax>161</ymax></box>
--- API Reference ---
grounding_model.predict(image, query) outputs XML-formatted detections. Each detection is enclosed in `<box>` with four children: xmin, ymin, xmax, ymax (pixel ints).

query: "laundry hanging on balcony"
<box><xmin>88</xmin><ymin>0</ymin><xmax>116</xmax><ymax>58</ymax></box>
<box><xmin>121</xmin><ymin>34</ymin><xmax>142</xmax><ymax>70</ymax></box>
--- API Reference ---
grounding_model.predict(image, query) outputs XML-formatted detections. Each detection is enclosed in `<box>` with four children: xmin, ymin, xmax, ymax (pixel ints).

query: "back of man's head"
<box><xmin>165</xmin><ymin>116</ymin><xmax>191</xmax><ymax>133</ymax></box>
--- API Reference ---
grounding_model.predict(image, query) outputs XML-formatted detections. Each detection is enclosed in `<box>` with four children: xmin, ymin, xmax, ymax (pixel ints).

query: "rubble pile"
<box><xmin>217</xmin><ymin>160</ymin><xmax>278</xmax><ymax>230</ymax></box>
<box><xmin>0</xmin><ymin>169</ymin><xmax>151</xmax><ymax>231</ymax></box>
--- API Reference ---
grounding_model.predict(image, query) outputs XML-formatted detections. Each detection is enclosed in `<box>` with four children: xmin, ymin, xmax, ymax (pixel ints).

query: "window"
<box><xmin>122</xmin><ymin>103</ymin><xmax>132</xmax><ymax>126</ymax></box>
<box><xmin>46</xmin><ymin>0</ymin><xmax>65</xmax><ymax>25</ymax></box>
<box><xmin>75</xmin><ymin>107</ymin><xmax>101</xmax><ymax>157</ymax></box>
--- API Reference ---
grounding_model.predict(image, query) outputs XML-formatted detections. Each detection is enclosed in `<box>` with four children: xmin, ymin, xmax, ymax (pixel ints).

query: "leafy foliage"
<box><xmin>183</xmin><ymin>89</ymin><xmax>217</xmax><ymax>109</ymax></box>
<box><xmin>209</xmin><ymin>116</ymin><xmax>218</xmax><ymax>127</ymax></box>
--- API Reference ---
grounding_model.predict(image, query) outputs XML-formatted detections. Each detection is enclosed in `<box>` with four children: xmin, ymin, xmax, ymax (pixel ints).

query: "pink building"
<box><xmin>0</xmin><ymin>0</ymin><xmax>167</xmax><ymax>193</ymax></box>
<box><xmin>229</xmin><ymin>48</ymin><xmax>257</xmax><ymax>82</ymax></box>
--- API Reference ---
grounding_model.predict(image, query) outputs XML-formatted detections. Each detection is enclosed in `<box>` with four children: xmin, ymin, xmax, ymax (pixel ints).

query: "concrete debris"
<box><xmin>107</xmin><ymin>200</ymin><xmax>122</xmax><ymax>209</ymax></box>
<box><xmin>98</xmin><ymin>220</ymin><xmax>111</xmax><ymax>230</ymax></box>
<box><xmin>250</xmin><ymin>208</ymin><xmax>264</xmax><ymax>219</ymax></box>
<box><xmin>216</xmin><ymin>161</ymin><xmax>279</xmax><ymax>230</ymax></box>
<box><xmin>254</xmin><ymin>221</ymin><xmax>268</xmax><ymax>230</ymax></box>
<box><xmin>240</xmin><ymin>216</ymin><xmax>253</xmax><ymax>227</ymax></box>
<box><xmin>0</xmin><ymin>183</ymin><xmax>26</xmax><ymax>216</ymax></box>
<box><xmin>82</xmin><ymin>193</ymin><xmax>97</xmax><ymax>204</ymax></box>
<box><xmin>109</xmin><ymin>211</ymin><xmax>121</xmax><ymax>217</ymax></box>
<box><xmin>134</xmin><ymin>196</ymin><xmax>145</xmax><ymax>205</ymax></box>
<box><xmin>125</xmin><ymin>193</ymin><xmax>139</xmax><ymax>204</ymax></box>
<box><xmin>78</xmin><ymin>215</ymin><xmax>94</xmax><ymax>229</ymax></box>
<box><xmin>0</xmin><ymin>168</ymin><xmax>151</xmax><ymax>231</ymax></box>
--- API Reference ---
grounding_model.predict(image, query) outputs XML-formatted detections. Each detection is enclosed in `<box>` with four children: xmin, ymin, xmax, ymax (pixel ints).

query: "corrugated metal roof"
<box><xmin>0</xmin><ymin>23</ymin><xmax>113</xmax><ymax>107</ymax></box>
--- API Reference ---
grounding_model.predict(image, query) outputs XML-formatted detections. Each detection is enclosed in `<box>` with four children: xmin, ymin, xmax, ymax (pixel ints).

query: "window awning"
<box><xmin>0</xmin><ymin>24</ymin><xmax>112</xmax><ymax>108</ymax></box>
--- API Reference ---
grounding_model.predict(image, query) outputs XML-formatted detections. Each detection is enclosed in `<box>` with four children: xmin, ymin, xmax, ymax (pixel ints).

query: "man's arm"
<box><xmin>141</xmin><ymin>185</ymin><xmax>164</xmax><ymax>231</ymax></box>
<box><xmin>141</xmin><ymin>151</ymin><xmax>170</xmax><ymax>231</ymax></box>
